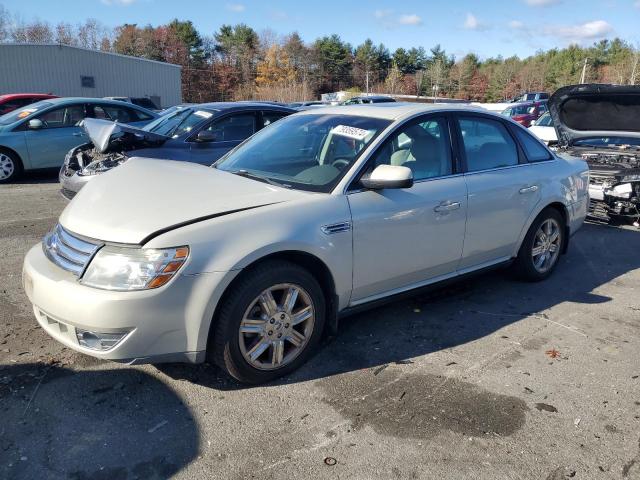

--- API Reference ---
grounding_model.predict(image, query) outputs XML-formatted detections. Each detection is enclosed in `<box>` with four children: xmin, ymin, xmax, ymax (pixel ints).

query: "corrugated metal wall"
<box><xmin>0</xmin><ymin>44</ymin><xmax>182</xmax><ymax>108</ymax></box>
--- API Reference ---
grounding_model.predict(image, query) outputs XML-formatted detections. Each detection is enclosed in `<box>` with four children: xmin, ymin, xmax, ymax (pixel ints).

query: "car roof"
<box><xmin>194</xmin><ymin>101</ymin><xmax>294</xmax><ymax>111</ymax></box>
<box><xmin>0</xmin><ymin>93</ymin><xmax>57</xmax><ymax>101</ymax></box>
<box><xmin>294</xmin><ymin>102</ymin><xmax>491</xmax><ymax>121</ymax></box>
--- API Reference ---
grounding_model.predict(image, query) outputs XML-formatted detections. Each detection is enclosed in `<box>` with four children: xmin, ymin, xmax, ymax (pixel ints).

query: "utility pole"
<box><xmin>365</xmin><ymin>70</ymin><xmax>370</xmax><ymax>95</ymax></box>
<box><xmin>580</xmin><ymin>58</ymin><xmax>588</xmax><ymax>84</ymax></box>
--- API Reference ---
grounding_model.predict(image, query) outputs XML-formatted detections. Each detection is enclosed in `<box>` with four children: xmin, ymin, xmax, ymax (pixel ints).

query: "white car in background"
<box><xmin>529</xmin><ymin>112</ymin><xmax>558</xmax><ymax>146</ymax></box>
<box><xmin>23</xmin><ymin>103</ymin><xmax>589</xmax><ymax>384</ymax></box>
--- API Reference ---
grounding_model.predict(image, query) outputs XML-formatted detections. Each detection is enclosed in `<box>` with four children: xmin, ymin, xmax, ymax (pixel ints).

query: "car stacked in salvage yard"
<box><xmin>1</xmin><ymin>92</ymin><xmax>640</xmax><ymax>480</ymax></box>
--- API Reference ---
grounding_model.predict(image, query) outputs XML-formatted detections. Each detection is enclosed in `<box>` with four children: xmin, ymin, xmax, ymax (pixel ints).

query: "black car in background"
<box><xmin>59</xmin><ymin>102</ymin><xmax>295</xmax><ymax>199</ymax></box>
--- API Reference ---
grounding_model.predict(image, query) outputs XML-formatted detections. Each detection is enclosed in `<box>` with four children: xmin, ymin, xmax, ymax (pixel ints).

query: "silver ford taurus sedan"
<box><xmin>23</xmin><ymin>103</ymin><xmax>589</xmax><ymax>384</ymax></box>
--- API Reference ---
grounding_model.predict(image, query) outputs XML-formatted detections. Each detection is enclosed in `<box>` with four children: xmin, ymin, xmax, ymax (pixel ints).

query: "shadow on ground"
<box><xmin>159</xmin><ymin>222</ymin><xmax>640</xmax><ymax>390</ymax></box>
<box><xmin>11</xmin><ymin>169</ymin><xmax>59</xmax><ymax>185</ymax></box>
<box><xmin>0</xmin><ymin>363</ymin><xmax>199</xmax><ymax>480</ymax></box>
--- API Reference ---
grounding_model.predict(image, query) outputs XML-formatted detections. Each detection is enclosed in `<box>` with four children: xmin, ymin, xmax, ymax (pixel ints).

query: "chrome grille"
<box><xmin>43</xmin><ymin>224</ymin><xmax>101</xmax><ymax>276</ymax></box>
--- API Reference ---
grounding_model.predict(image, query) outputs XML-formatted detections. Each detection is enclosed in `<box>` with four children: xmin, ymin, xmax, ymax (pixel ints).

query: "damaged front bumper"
<box><xmin>587</xmin><ymin>173</ymin><xmax>640</xmax><ymax>222</ymax></box>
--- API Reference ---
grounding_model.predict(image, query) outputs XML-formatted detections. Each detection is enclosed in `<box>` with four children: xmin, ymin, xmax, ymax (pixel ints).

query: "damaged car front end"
<box><xmin>549</xmin><ymin>84</ymin><xmax>640</xmax><ymax>226</ymax></box>
<box><xmin>59</xmin><ymin>118</ymin><xmax>168</xmax><ymax>199</ymax></box>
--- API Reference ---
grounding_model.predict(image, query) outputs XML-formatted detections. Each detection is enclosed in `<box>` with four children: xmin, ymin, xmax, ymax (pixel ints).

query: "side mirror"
<box><xmin>360</xmin><ymin>164</ymin><xmax>413</xmax><ymax>190</ymax></box>
<box><xmin>196</xmin><ymin>130</ymin><xmax>216</xmax><ymax>143</ymax></box>
<box><xmin>28</xmin><ymin>119</ymin><xmax>43</xmax><ymax>130</ymax></box>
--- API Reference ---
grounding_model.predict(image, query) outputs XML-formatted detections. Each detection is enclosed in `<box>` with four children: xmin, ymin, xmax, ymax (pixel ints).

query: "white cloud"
<box><xmin>226</xmin><ymin>3</ymin><xmax>245</xmax><ymax>12</ymax></box>
<box><xmin>546</xmin><ymin>20</ymin><xmax>613</xmax><ymax>42</ymax></box>
<box><xmin>374</xmin><ymin>10</ymin><xmax>422</xmax><ymax>27</ymax></box>
<box><xmin>508</xmin><ymin>20</ymin><xmax>525</xmax><ymax>29</ymax></box>
<box><xmin>463</xmin><ymin>13</ymin><xmax>490</xmax><ymax>31</ymax></box>
<box><xmin>398</xmin><ymin>14</ymin><xmax>423</xmax><ymax>26</ymax></box>
<box><xmin>525</xmin><ymin>0</ymin><xmax>560</xmax><ymax>6</ymax></box>
<box><xmin>100</xmin><ymin>0</ymin><xmax>136</xmax><ymax>5</ymax></box>
<box><xmin>374</xmin><ymin>9</ymin><xmax>392</xmax><ymax>19</ymax></box>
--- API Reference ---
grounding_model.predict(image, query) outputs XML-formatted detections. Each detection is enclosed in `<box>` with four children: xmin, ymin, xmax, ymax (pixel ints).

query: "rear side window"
<box><xmin>513</xmin><ymin>127</ymin><xmax>553</xmax><ymax>162</ymax></box>
<box><xmin>458</xmin><ymin>117</ymin><xmax>519</xmax><ymax>172</ymax></box>
<box><xmin>261</xmin><ymin>111</ymin><xmax>289</xmax><ymax>128</ymax></box>
<box><xmin>206</xmin><ymin>114</ymin><xmax>256</xmax><ymax>141</ymax></box>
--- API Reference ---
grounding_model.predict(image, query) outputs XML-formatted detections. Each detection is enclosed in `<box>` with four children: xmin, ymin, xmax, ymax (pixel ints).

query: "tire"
<box><xmin>513</xmin><ymin>208</ymin><xmax>565</xmax><ymax>282</ymax></box>
<box><xmin>209</xmin><ymin>260</ymin><xmax>326</xmax><ymax>384</ymax></box>
<box><xmin>0</xmin><ymin>149</ymin><xmax>23</xmax><ymax>184</ymax></box>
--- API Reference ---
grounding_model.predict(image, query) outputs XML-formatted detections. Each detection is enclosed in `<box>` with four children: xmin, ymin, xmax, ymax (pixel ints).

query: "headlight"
<box><xmin>620</xmin><ymin>174</ymin><xmax>640</xmax><ymax>182</ymax></box>
<box><xmin>82</xmin><ymin>245</ymin><xmax>189</xmax><ymax>291</ymax></box>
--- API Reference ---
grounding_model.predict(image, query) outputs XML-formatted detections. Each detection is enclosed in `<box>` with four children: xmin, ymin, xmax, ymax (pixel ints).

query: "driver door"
<box><xmin>347</xmin><ymin>115</ymin><xmax>468</xmax><ymax>303</ymax></box>
<box><xmin>24</xmin><ymin>103</ymin><xmax>87</xmax><ymax>169</ymax></box>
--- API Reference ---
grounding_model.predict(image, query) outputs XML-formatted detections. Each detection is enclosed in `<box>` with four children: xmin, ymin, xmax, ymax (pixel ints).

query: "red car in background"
<box><xmin>501</xmin><ymin>101</ymin><xmax>548</xmax><ymax>127</ymax></box>
<box><xmin>0</xmin><ymin>93</ymin><xmax>59</xmax><ymax>116</ymax></box>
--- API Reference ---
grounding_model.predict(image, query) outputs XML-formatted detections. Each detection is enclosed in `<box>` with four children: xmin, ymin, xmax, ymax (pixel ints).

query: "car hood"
<box><xmin>59</xmin><ymin>158</ymin><xmax>308</xmax><ymax>244</ymax></box>
<box><xmin>549</xmin><ymin>84</ymin><xmax>640</xmax><ymax>146</ymax></box>
<box><xmin>82</xmin><ymin>118</ymin><xmax>169</xmax><ymax>153</ymax></box>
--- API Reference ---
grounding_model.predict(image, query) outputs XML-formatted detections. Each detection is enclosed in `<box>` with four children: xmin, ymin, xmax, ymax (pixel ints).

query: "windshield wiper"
<box><xmin>231</xmin><ymin>170</ymin><xmax>291</xmax><ymax>188</ymax></box>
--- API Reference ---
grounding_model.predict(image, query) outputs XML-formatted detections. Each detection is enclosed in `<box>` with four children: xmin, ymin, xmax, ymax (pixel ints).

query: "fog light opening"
<box><xmin>76</xmin><ymin>329</ymin><xmax>128</xmax><ymax>351</ymax></box>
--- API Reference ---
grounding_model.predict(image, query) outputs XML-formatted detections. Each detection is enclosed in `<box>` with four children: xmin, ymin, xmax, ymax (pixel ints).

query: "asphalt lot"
<box><xmin>1</xmin><ymin>171</ymin><xmax>639</xmax><ymax>480</ymax></box>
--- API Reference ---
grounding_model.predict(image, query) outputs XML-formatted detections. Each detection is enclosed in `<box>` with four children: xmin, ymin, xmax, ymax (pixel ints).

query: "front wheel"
<box><xmin>210</xmin><ymin>261</ymin><xmax>326</xmax><ymax>384</ymax></box>
<box><xmin>0</xmin><ymin>150</ymin><xmax>22</xmax><ymax>183</ymax></box>
<box><xmin>513</xmin><ymin>208</ymin><xmax>565</xmax><ymax>281</ymax></box>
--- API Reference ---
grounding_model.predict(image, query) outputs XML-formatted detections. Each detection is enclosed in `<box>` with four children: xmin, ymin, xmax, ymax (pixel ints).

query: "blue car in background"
<box><xmin>0</xmin><ymin>97</ymin><xmax>157</xmax><ymax>183</ymax></box>
<box><xmin>59</xmin><ymin>102</ymin><xmax>295</xmax><ymax>199</ymax></box>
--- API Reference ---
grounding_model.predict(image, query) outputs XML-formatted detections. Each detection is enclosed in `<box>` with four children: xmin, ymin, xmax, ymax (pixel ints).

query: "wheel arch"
<box><xmin>0</xmin><ymin>145</ymin><xmax>25</xmax><ymax>170</ymax></box>
<box><xmin>204</xmin><ymin>250</ymin><xmax>340</xmax><ymax>356</ymax></box>
<box><xmin>515</xmin><ymin>200</ymin><xmax>571</xmax><ymax>257</ymax></box>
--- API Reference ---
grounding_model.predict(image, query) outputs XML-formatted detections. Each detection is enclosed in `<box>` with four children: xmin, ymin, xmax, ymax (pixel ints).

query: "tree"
<box><xmin>384</xmin><ymin>61</ymin><xmax>403</xmax><ymax>94</ymax></box>
<box><xmin>312</xmin><ymin>34</ymin><xmax>352</xmax><ymax>92</ymax></box>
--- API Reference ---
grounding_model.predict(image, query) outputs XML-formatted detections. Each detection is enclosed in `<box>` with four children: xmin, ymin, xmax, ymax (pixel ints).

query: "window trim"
<box><xmin>346</xmin><ymin>112</ymin><xmax>458</xmax><ymax>192</ymax></box>
<box><xmin>452</xmin><ymin>112</ymin><xmax>527</xmax><ymax>174</ymax></box>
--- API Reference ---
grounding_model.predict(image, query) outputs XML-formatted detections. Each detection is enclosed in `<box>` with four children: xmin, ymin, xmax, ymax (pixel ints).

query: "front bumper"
<box><xmin>23</xmin><ymin>244</ymin><xmax>228</xmax><ymax>364</ymax></box>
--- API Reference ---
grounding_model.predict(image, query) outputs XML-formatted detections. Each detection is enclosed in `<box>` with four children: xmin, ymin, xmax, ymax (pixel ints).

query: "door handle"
<box><xmin>434</xmin><ymin>201</ymin><xmax>461</xmax><ymax>213</ymax></box>
<box><xmin>519</xmin><ymin>185</ymin><xmax>538</xmax><ymax>194</ymax></box>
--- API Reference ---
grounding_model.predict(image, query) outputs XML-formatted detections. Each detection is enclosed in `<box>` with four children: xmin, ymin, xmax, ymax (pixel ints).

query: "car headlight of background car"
<box><xmin>81</xmin><ymin>245</ymin><xmax>189</xmax><ymax>291</ymax></box>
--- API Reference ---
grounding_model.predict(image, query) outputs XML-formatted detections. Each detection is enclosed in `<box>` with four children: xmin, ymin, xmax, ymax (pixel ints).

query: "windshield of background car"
<box><xmin>144</xmin><ymin>108</ymin><xmax>215</xmax><ymax>137</ymax></box>
<box><xmin>0</xmin><ymin>101</ymin><xmax>54</xmax><ymax>125</ymax></box>
<box><xmin>503</xmin><ymin>104</ymin><xmax>533</xmax><ymax>116</ymax></box>
<box><xmin>536</xmin><ymin>112</ymin><xmax>553</xmax><ymax>127</ymax></box>
<box><xmin>215</xmin><ymin>114</ymin><xmax>391</xmax><ymax>192</ymax></box>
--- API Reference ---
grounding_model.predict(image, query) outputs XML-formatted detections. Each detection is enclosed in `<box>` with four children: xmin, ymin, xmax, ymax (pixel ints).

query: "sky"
<box><xmin>3</xmin><ymin>0</ymin><xmax>640</xmax><ymax>59</ymax></box>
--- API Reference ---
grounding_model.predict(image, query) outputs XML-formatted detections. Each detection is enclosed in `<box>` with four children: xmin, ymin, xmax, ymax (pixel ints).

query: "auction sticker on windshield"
<box><xmin>17</xmin><ymin>108</ymin><xmax>38</xmax><ymax>119</ymax></box>
<box><xmin>194</xmin><ymin>110</ymin><xmax>213</xmax><ymax>119</ymax></box>
<box><xmin>331</xmin><ymin>125</ymin><xmax>371</xmax><ymax>141</ymax></box>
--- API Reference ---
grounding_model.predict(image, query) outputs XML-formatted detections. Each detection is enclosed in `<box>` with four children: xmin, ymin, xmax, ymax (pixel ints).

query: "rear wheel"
<box><xmin>0</xmin><ymin>150</ymin><xmax>22</xmax><ymax>183</ymax></box>
<box><xmin>210</xmin><ymin>261</ymin><xmax>326</xmax><ymax>384</ymax></box>
<box><xmin>513</xmin><ymin>208</ymin><xmax>564</xmax><ymax>281</ymax></box>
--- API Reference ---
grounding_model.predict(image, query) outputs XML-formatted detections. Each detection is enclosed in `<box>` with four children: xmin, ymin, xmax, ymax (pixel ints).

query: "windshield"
<box><xmin>0</xmin><ymin>101</ymin><xmax>54</xmax><ymax>125</ymax></box>
<box><xmin>143</xmin><ymin>108</ymin><xmax>215</xmax><ymax>137</ymax></box>
<box><xmin>502</xmin><ymin>104</ymin><xmax>534</xmax><ymax>116</ymax></box>
<box><xmin>573</xmin><ymin>136</ymin><xmax>640</xmax><ymax>148</ymax></box>
<box><xmin>535</xmin><ymin>112</ymin><xmax>553</xmax><ymax>127</ymax></box>
<box><xmin>215</xmin><ymin>114</ymin><xmax>391</xmax><ymax>192</ymax></box>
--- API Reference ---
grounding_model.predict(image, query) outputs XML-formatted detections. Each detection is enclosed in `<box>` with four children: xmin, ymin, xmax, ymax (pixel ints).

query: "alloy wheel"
<box><xmin>531</xmin><ymin>218</ymin><xmax>561</xmax><ymax>273</ymax></box>
<box><xmin>238</xmin><ymin>283</ymin><xmax>315</xmax><ymax>371</ymax></box>
<box><xmin>0</xmin><ymin>153</ymin><xmax>15</xmax><ymax>180</ymax></box>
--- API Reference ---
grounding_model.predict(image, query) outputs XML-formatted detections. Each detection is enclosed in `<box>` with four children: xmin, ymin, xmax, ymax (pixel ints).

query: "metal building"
<box><xmin>0</xmin><ymin>43</ymin><xmax>181</xmax><ymax>108</ymax></box>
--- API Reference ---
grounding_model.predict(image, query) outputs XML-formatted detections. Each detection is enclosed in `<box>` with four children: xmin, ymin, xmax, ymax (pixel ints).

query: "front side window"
<box><xmin>215</xmin><ymin>114</ymin><xmax>391</xmax><ymax>192</ymax></box>
<box><xmin>204</xmin><ymin>114</ymin><xmax>256</xmax><ymax>141</ymax></box>
<box><xmin>361</xmin><ymin>116</ymin><xmax>452</xmax><ymax>182</ymax></box>
<box><xmin>458</xmin><ymin>117</ymin><xmax>519</xmax><ymax>172</ymax></box>
<box><xmin>145</xmin><ymin>108</ymin><xmax>214</xmax><ymax>137</ymax></box>
<box><xmin>37</xmin><ymin>105</ymin><xmax>85</xmax><ymax>129</ymax></box>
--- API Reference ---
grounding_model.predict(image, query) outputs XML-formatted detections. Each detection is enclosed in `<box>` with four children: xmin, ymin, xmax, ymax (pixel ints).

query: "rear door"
<box><xmin>454</xmin><ymin>114</ymin><xmax>542</xmax><ymax>270</ymax></box>
<box><xmin>23</xmin><ymin>103</ymin><xmax>87</xmax><ymax>168</ymax></box>
<box><xmin>189</xmin><ymin>112</ymin><xmax>258</xmax><ymax>165</ymax></box>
